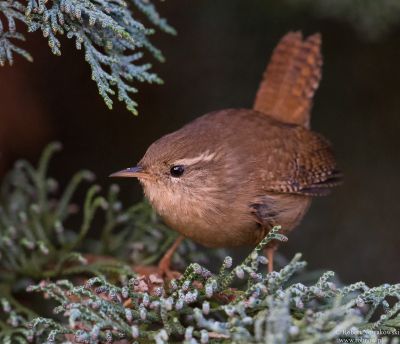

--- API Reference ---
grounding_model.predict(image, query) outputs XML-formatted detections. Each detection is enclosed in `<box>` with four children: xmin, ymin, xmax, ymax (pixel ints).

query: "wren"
<box><xmin>111</xmin><ymin>32</ymin><xmax>342</xmax><ymax>272</ymax></box>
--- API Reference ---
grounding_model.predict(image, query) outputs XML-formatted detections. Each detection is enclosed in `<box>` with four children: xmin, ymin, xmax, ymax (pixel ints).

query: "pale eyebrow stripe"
<box><xmin>174</xmin><ymin>151</ymin><xmax>216</xmax><ymax>166</ymax></box>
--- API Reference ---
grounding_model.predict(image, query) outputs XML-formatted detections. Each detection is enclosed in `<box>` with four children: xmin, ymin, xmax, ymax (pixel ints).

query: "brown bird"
<box><xmin>111</xmin><ymin>32</ymin><xmax>342</xmax><ymax>275</ymax></box>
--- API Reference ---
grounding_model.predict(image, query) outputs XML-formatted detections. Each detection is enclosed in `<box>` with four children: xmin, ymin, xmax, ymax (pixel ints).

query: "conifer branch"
<box><xmin>0</xmin><ymin>0</ymin><xmax>175</xmax><ymax>114</ymax></box>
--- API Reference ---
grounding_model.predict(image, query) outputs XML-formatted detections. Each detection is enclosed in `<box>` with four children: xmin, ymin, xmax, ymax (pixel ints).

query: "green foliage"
<box><xmin>0</xmin><ymin>144</ymin><xmax>399</xmax><ymax>343</ymax></box>
<box><xmin>0</xmin><ymin>0</ymin><xmax>175</xmax><ymax>114</ymax></box>
<box><xmin>0</xmin><ymin>142</ymin><xmax>130</xmax><ymax>282</ymax></box>
<box><xmin>6</xmin><ymin>231</ymin><xmax>400</xmax><ymax>343</ymax></box>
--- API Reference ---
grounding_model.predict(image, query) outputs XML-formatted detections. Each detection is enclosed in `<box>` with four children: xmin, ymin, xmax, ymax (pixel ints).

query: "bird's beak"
<box><xmin>109</xmin><ymin>166</ymin><xmax>144</xmax><ymax>178</ymax></box>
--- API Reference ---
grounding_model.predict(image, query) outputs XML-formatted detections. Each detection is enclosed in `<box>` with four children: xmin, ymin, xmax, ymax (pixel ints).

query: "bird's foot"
<box><xmin>157</xmin><ymin>235</ymin><xmax>184</xmax><ymax>280</ymax></box>
<box><xmin>132</xmin><ymin>264</ymin><xmax>181</xmax><ymax>285</ymax></box>
<box><xmin>265</xmin><ymin>245</ymin><xmax>278</xmax><ymax>273</ymax></box>
<box><xmin>133</xmin><ymin>236</ymin><xmax>184</xmax><ymax>281</ymax></box>
<box><xmin>157</xmin><ymin>255</ymin><xmax>182</xmax><ymax>280</ymax></box>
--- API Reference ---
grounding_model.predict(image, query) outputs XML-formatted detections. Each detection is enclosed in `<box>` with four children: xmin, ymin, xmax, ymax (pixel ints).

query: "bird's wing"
<box><xmin>253</xmin><ymin>31</ymin><xmax>322</xmax><ymax>129</ymax></box>
<box><xmin>261</xmin><ymin>126</ymin><xmax>342</xmax><ymax>196</ymax></box>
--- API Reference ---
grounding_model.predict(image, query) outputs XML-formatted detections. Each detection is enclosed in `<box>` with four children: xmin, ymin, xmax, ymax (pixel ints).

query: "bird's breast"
<box><xmin>141</xmin><ymin>180</ymin><xmax>261</xmax><ymax>247</ymax></box>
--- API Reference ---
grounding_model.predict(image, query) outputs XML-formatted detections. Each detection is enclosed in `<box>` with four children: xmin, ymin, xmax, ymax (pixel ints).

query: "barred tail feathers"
<box><xmin>253</xmin><ymin>32</ymin><xmax>322</xmax><ymax>128</ymax></box>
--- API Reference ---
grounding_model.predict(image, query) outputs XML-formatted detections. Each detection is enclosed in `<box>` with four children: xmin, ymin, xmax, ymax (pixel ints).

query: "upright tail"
<box><xmin>253</xmin><ymin>32</ymin><xmax>322</xmax><ymax>128</ymax></box>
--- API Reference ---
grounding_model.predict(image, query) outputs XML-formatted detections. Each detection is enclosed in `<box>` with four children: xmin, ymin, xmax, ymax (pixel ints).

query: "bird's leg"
<box><xmin>264</xmin><ymin>243</ymin><xmax>278</xmax><ymax>273</ymax></box>
<box><xmin>158</xmin><ymin>235</ymin><xmax>184</xmax><ymax>279</ymax></box>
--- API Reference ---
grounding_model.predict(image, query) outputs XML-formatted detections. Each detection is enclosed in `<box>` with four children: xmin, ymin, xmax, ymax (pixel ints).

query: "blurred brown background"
<box><xmin>0</xmin><ymin>1</ymin><xmax>399</xmax><ymax>285</ymax></box>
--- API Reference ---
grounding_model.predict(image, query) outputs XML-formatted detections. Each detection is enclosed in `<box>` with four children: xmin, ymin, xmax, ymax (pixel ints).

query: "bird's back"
<box><xmin>182</xmin><ymin>108</ymin><xmax>341</xmax><ymax>197</ymax></box>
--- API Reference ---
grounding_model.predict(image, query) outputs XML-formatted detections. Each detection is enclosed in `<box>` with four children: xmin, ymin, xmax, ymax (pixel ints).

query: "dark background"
<box><xmin>1</xmin><ymin>1</ymin><xmax>399</xmax><ymax>285</ymax></box>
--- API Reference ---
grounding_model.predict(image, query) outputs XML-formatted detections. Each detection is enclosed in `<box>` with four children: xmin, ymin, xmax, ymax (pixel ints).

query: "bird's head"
<box><xmin>110</xmin><ymin>129</ymin><xmax>226</xmax><ymax>214</ymax></box>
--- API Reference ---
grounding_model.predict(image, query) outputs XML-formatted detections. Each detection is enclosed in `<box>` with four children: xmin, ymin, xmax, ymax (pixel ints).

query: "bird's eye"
<box><xmin>170</xmin><ymin>165</ymin><xmax>185</xmax><ymax>177</ymax></box>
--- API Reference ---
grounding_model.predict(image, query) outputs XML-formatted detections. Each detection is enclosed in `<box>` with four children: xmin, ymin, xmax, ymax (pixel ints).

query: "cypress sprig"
<box><xmin>0</xmin><ymin>0</ymin><xmax>175</xmax><ymax>114</ymax></box>
<box><xmin>26</xmin><ymin>249</ymin><xmax>400</xmax><ymax>343</ymax></box>
<box><xmin>0</xmin><ymin>142</ymin><xmax>129</xmax><ymax>282</ymax></box>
